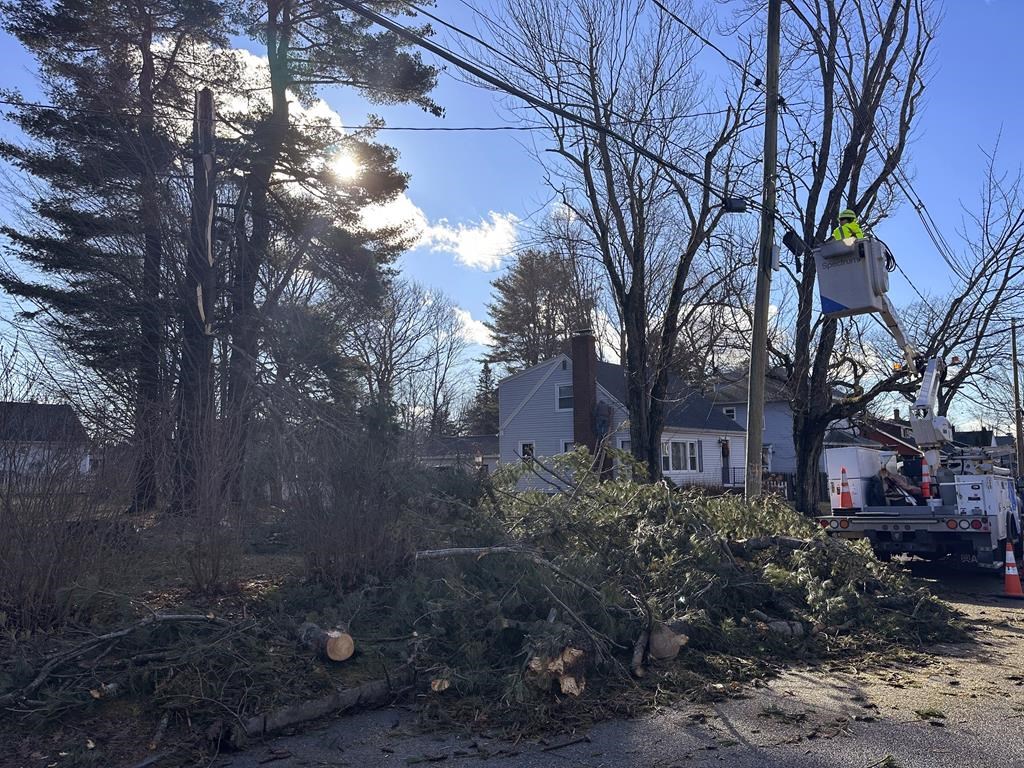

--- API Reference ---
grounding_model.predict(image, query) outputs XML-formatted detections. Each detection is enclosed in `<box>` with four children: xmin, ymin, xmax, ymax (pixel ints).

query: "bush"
<box><xmin>287</xmin><ymin>430</ymin><xmax>431</xmax><ymax>591</ymax></box>
<box><xmin>0</xmin><ymin>448</ymin><xmax>136</xmax><ymax>630</ymax></box>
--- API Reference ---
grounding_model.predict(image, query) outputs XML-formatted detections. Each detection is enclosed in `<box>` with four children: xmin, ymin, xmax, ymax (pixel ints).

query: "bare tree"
<box><xmin>479</xmin><ymin>0</ymin><xmax>758</xmax><ymax>479</ymax></box>
<box><xmin>347</xmin><ymin>280</ymin><xmax>468</xmax><ymax>433</ymax></box>
<box><xmin>763</xmin><ymin>0</ymin><xmax>937</xmax><ymax>513</ymax></box>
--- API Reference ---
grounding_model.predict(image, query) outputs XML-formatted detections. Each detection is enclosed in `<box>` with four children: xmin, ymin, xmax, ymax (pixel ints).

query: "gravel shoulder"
<box><xmin>214</xmin><ymin>567</ymin><xmax>1024</xmax><ymax>768</ymax></box>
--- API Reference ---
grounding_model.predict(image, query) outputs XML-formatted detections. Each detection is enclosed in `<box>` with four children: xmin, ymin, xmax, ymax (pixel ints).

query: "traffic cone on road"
<box><xmin>1003</xmin><ymin>540</ymin><xmax>1024</xmax><ymax>599</ymax></box>
<box><xmin>920</xmin><ymin>459</ymin><xmax>932</xmax><ymax>500</ymax></box>
<box><xmin>839</xmin><ymin>467</ymin><xmax>853</xmax><ymax>509</ymax></box>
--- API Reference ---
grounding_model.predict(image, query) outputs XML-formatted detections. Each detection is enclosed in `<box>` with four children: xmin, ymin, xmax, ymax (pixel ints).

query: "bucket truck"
<box><xmin>811</xmin><ymin>236</ymin><xmax>1022</xmax><ymax>567</ymax></box>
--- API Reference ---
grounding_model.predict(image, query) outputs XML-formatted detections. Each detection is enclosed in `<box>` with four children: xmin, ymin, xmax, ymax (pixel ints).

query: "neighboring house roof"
<box><xmin>419</xmin><ymin>434</ymin><xmax>499</xmax><ymax>459</ymax></box>
<box><xmin>953</xmin><ymin>429</ymin><xmax>995</xmax><ymax>448</ymax></box>
<box><xmin>593</xmin><ymin>361</ymin><xmax>744</xmax><ymax>433</ymax></box>
<box><xmin>0</xmin><ymin>402</ymin><xmax>88</xmax><ymax>443</ymax></box>
<box><xmin>824</xmin><ymin>428</ymin><xmax>882</xmax><ymax>448</ymax></box>
<box><xmin>995</xmin><ymin>435</ymin><xmax>1016</xmax><ymax>448</ymax></box>
<box><xmin>708</xmin><ymin>368</ymin><xmax>794</xmax><ymax>404</ymax></box>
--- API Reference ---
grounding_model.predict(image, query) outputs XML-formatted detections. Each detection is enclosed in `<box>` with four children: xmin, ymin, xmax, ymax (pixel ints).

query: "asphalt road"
<box><xmin>215</xmin><ymin>566</ymin><xmax>1024</xmax><ymax>768</ymax></box>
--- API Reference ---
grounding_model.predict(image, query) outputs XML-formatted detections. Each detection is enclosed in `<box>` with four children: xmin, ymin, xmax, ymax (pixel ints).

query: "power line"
<box><xmin>650</xmin><ymin>0</ymin><xmax>757</xmax><ymax>81</ymax></box>
<box><xmin>332</xmin><ymin>0</ymin><xmax>749</xmax><ymax>213</ymax></box>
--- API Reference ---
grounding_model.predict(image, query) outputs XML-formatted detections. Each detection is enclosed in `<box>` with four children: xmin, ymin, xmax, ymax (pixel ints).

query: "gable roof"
<box><xmin>0</xmin><ymin>402</ymin><xmax>88</xmax><ymax>443</ymax></box>
<box><xmin>707</xmin><ymin>368</ymin><xmax>794</xmax><ymax>404</ymax></box>
<box><xmin>594</xmin><ymin>361</ymin><xmax>743</xmax><ymax>433</ymax></box>
<box><xmin>419</xmin><ymin>434</ymin><xmax>499</xmax><ymax>459</ymax></box>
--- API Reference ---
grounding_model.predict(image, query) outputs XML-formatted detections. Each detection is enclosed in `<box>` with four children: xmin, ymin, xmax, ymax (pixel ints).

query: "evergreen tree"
<box><xmin>485</xmin><ymin>249</ymin><xmax>597</xmax><ymax>371</ymax></box>
<box><xmin>0</xmin><ymin>0</ymin><xmax>227</xmax><ymax>511</ymax></box>
<box><xmin>462</xmin><ymin>361</ymin><xmax>499</xmax><ymax>435</ymax></box>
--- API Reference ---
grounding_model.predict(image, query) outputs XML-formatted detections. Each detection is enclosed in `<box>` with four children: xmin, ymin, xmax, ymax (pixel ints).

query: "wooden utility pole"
<box><xmin>171</xmin><ymin>88</ymin><xmax>217</xmax><ymax>515</ymax></box>
<box><xmin>744</xmin><ymin>0</ymin><xmax>781</xmax><ymax>498</ymax></box>
<box><xmin>1013</xmin><ymin>319</ymin><xmax>1023</xmax><ymax>477</ymax></box>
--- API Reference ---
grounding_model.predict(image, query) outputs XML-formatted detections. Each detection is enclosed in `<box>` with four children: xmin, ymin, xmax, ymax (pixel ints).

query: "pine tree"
<box><xmin>0</xmin><ymin>0</ymin><xmax>227</xmax><ymax>511</ymax></box>
<box><xmin>462</xmin><ymin>361</ymin><xmax>499</xmax><ymax>435</ymax></box>
<box><xmin>485</xmin><ymin>249</ymin><xmax>597</xmax><ymax>371</ymax></box>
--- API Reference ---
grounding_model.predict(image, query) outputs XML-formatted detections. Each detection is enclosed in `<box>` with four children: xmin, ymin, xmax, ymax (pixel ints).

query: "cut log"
<box><xmin>526</xmin><ymin>646</ymin><xmax>587</xmax><ymax>696</ymax></box>
<box><xmin>648</xmin><ymin>619</ymin><xmax>690</xmax><ymax>661</ymax></box>
<box><xmin>630</xmin><ymin>629</ymin><xmax>650</xmax><ymax>678</ymax></box>
<box><xmin>298</xmin><ymin>623</ymin><xmax>354</xmax><ymax>662</ymax></box>
<box><xmin>229</xmin><ymin>666</ymin><xmax>414</xmax><ymax>748</ymax></box>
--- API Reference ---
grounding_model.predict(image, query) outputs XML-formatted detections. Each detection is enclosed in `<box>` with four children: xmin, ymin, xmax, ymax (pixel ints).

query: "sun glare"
<box><xmin>330</xmin><ymin>151</ymin><xmax>361</xmax><ymax>182</ymax></box>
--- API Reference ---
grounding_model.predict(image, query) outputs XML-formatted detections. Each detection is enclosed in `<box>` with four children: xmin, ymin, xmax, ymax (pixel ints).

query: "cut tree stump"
<box><xmin>298</xmin><ymin>623</ymin><xmax>354</xmax><ymax>662</ymax></box>
<box><xmin>648</xmin><ymin>619</ymin><xmax>690</xmax><ymax>661</ymax></box>
<box><xmin>527</xmin><ymin>646</ymin><xmax>588</xmax><ymax>696</ymax></box>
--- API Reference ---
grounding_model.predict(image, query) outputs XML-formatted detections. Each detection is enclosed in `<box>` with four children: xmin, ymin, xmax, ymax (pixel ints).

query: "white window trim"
<box><xmin>518</xmin><ymin>440</ymin><xmax>536</xmax><ymax>462</ymax></box>
<box><xmin>723</xmin><ymin>406</ymin><xmax>737</xmax><ymax>420</ymax></box>
<box><xmin>561</xmin><ymin>440</ymin><xmax>575</xmax><ymax>453</ymax></box>
<box><xmin>661</xmin><ymin>439</ymin><xmax>701</xmax><ymax>473</ymax></box>
<box><xmin>555</xmin><ymin>383</ymin><xmax>574</xmax><ymax>412</ymax></box>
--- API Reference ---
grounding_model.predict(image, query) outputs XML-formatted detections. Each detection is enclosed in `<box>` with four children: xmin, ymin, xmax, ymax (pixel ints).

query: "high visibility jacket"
<box><xmin>833</xmin><ymin>220</ymin><xmax>865</xmax><ymax>240</ymax></box>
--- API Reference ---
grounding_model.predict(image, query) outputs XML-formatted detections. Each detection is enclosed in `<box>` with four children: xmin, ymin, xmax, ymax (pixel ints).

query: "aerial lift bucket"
<box><xmin>813</xmin><ymin>238</ymin><xmax>892</xmax><ymax>318</ymax></box>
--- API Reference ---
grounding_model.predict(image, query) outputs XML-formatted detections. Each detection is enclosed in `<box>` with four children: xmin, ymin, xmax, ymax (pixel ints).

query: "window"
<box><xmin>519</xmin><ymin>441</ymin><xmax>535</xmax><ymax>463</ymax></box>
<box><xmin>562</xmin><ymin>440</ymin><xmax>575</xmax><ymax>454</ymax></box>
<box><xmin>661</xmin><ymin>440</ymin><xmax>700</xmax><ymax>472</ymax></box>
<box><xmin>620</xmin><ymin>439</ymin><xmax>631</xmax><ymax>453</ymax></box>
<box><xmin>723</xmin><ymin>406</ymin><xmax>737</xmax><ymax>421</ymax></box>
<box><xmin>556</xmin><ymin>384</ymin><xmax>574</xmax><ymax>411</ymax></box>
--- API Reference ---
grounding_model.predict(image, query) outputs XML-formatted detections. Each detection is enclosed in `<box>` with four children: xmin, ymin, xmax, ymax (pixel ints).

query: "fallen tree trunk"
<box><xmin>230</xmin><ymin>666</ymin><xmax>414</xmax><ymax>747</ymax></box>
<box><xmin>298</xmin><ymin>623</ymin><xmax>354</xmax><ymax>662</ymax></box>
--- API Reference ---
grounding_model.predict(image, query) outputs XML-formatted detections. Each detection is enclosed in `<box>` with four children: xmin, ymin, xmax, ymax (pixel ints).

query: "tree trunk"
<box><xmin>170</xmin><ymin>88</ymin><xmax>217</xmax><ymax>517</ymax></box>
<box><xmin>792</xmin><ymin>414</ymin><xmax>826</xmax><ymax>516</ymax></box>
<box><xmin>226</xmin><ymin>1</ymin><xmax>291</xmax><ymax>502</ymax></box>
<box><xmin>130</xmin><ymin>14</ymin><xmax>163</xmax><ymax>515</ymax></box>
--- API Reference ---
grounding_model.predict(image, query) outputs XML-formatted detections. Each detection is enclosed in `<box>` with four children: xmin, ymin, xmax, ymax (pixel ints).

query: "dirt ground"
<box><xmin>212</xmin><ymin>564</ymin><xmax>1024</xmax><ymax>768</ymax></box>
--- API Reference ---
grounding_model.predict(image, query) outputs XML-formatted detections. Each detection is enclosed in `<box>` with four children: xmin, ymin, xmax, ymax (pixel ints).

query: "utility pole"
<box><xmin>1013</xmin><ymin>319</ymin><xmax>1023</xmax><ymax>477</ymax></box>
<box><xmin>744</xmin><ymin>0</ymin><xmax>781</xmax><ymax>499</ymax></box>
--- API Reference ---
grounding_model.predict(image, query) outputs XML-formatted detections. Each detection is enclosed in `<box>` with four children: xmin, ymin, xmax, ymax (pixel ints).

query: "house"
<box><xmin>418</xmin><ymin>434</ymin><xmax>499</xmax><ymax>475</ymax></box>
<box><xmin>498</xmin><ymin>333</ymin><xmax>746</xmax><ymax>491</ymax></box>
<box><xmin>706</xmin><ymin>369</ymin><xmax>799</xmax><ymax>474</ymax></box>
<box><xmin>0</xmin><ymin>401</ymin><xmax>90</xmax><ymax>477</ymax></box>
<box><xmin>859</xmin><ymin>409</ymin><xmax>920</xmax><ymax>459</ymax></box>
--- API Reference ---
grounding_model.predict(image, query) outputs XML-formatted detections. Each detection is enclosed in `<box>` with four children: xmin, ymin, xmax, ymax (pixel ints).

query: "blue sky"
<box><xmin>1</xmin><ymin>0</ymin><xmax>1022</xmax><ymax>355</ymax></box>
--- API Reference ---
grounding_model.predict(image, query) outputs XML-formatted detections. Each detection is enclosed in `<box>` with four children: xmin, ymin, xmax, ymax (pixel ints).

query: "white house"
<box><xmin>498</xmin><ymin>333</ymin><xmax>746</xmax><ymax>491</ymax></box>
<box><xmin>0</xmin><ymin>401</ymin><xmax>90</xmax><ymax>478</ymax></box>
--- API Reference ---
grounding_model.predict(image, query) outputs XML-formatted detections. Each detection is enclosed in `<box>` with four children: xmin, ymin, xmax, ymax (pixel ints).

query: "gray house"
<box><xmin>498</xmin><ymin>334</ymin><xmax>746</xmax><ymax>491</ymax></box>
<box><xmin>418</xmin><ymin>434</ymin><xmax>499</xmax><ymax>475</ymax></box>
<box><xmin>0</xmin><ymin>401</ymin><xmax>90</xmax><ymax>477</ymax></box>
<box><xmin>707</xmin><ymin>370</ymin><xmax>797</xmax><ymax>474</ymax></box>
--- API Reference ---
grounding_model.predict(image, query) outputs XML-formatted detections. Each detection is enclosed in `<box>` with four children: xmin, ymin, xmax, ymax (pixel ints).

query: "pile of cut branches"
<box><xmin>0</xmin><ymin>450</ymin><xmax>968</xmax><ymax>755</ymax></box>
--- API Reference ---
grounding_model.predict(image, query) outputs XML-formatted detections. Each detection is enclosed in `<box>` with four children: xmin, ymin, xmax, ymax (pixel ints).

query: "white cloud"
<box><xmin>424</xmin><ymin>212</ymin><xmax>519</xmax><ymax>270</ymax></box>
<box><xmin>454</xmin><ymin>308</ymin><xmax>494</xmax><ymax>347</ymax></box>
<box><xmin>361</xmin><ymin>193</ymin><xmax>519</xmax><ymax>270</ymax></box>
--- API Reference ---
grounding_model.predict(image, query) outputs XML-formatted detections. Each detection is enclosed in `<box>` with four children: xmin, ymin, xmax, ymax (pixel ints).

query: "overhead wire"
<box><xmin>332</xmin><ymin>0</ymin><xmax>756</xmax><ymax>216</ymax></box>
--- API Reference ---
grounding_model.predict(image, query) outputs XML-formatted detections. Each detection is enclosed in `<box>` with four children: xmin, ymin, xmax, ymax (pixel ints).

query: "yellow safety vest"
<box><xmin>832</xmin><ymin>220</ymin><xmax>865</xmax><ymax>240</ymax></box>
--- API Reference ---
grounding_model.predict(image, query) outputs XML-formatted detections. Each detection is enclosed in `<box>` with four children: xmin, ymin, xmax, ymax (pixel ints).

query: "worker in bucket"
<box><xmin>832</xmin><ymin>208</ymin><xmax>865</xmax><ymax>241</ymax></box>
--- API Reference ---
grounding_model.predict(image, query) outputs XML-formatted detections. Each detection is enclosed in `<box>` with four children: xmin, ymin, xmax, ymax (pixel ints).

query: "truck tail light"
<box><xmin>970</xmin><ymin>519</ymin><xmax>983</xmax><ymax>530</ymax></box>
<box><xmin>819</xmin><ymin>519</ymin><xmax>830</xmax><ymax>528</ymax></box>
<box><xmin>959</xmin><ymin>519</ymin><xmax>971</xmax><ymax>530</ymax></box>
<box><xmin>839</xmin><ymin>519</ymin><xmax>850</xmax><ymax>529</ymax></box>
<box><xmin>946</xmin><ymin>519</ymin><xmax>958</xmax><ymax>529</ymax></box>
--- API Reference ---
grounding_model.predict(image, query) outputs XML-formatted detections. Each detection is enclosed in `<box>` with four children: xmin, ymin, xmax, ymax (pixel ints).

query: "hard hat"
<box><xmin>838</xmin><ymin>208</ymin><xmax>857</xmax><ymax>221</ymax></box>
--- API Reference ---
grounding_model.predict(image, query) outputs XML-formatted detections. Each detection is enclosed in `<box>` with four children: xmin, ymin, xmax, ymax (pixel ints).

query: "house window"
<box><xmin>620</xmin><ymin>439</ymin><xmax>631</xmax><ymax>453</ymax></box>
<box><xmin>661</xmin><ymin>440</ymin><xmax>700</xmax><ymax>472</ymax></box>
<box><xmin>562</xmin><ymin>440</ymin><xmax>575</xmax><ymax>453</ymax></box>
<box><xmin>723</xmin><ymin>407</ymin><xmax>737</xmax><ymax>421</ymax></box>
<box><xmin>519</xmin><ymin>441</ymin><xmax>535</xmax><ymax>463</ymax></box>
<box><xmin>556</xmin><ymin>384</ymin><xmax>574</xmax><ymax>411</ymax></box>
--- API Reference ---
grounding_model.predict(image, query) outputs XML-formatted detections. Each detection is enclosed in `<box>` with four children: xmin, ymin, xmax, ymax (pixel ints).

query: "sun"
<box><xmin>329</xmin><ymin>150</ymin><xmax>362</xmax><ymax>182</ymax></box>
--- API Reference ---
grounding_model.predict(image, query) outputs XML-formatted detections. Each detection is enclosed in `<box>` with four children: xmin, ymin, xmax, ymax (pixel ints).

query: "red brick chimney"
<box><xmin>571</xmin><ymin>330</ymin><xmax>597</xmax><ymax>453</ymax></box>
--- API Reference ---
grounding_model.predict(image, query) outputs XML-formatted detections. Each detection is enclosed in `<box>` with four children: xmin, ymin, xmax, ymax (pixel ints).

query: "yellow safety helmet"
<box><xmin>838</xmin><ymin>208</ymin><xmax>857</xmax><ymax>221</ymax></box>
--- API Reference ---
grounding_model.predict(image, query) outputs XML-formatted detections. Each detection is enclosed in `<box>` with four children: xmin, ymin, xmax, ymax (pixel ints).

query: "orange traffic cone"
<box><xmin>1004</xmin><ymin>540</ymin><xmax>1024</xmax><ymax>599</ymax></box>
<box><xmin>839</xmin><ymin>467</ymin><xmax>853</xmax><ymax>509</ymax></box>
<box><xmin>920</xmin><ymin>459</ymin><xmax>932</xmax><ymax>500</ymax></box>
